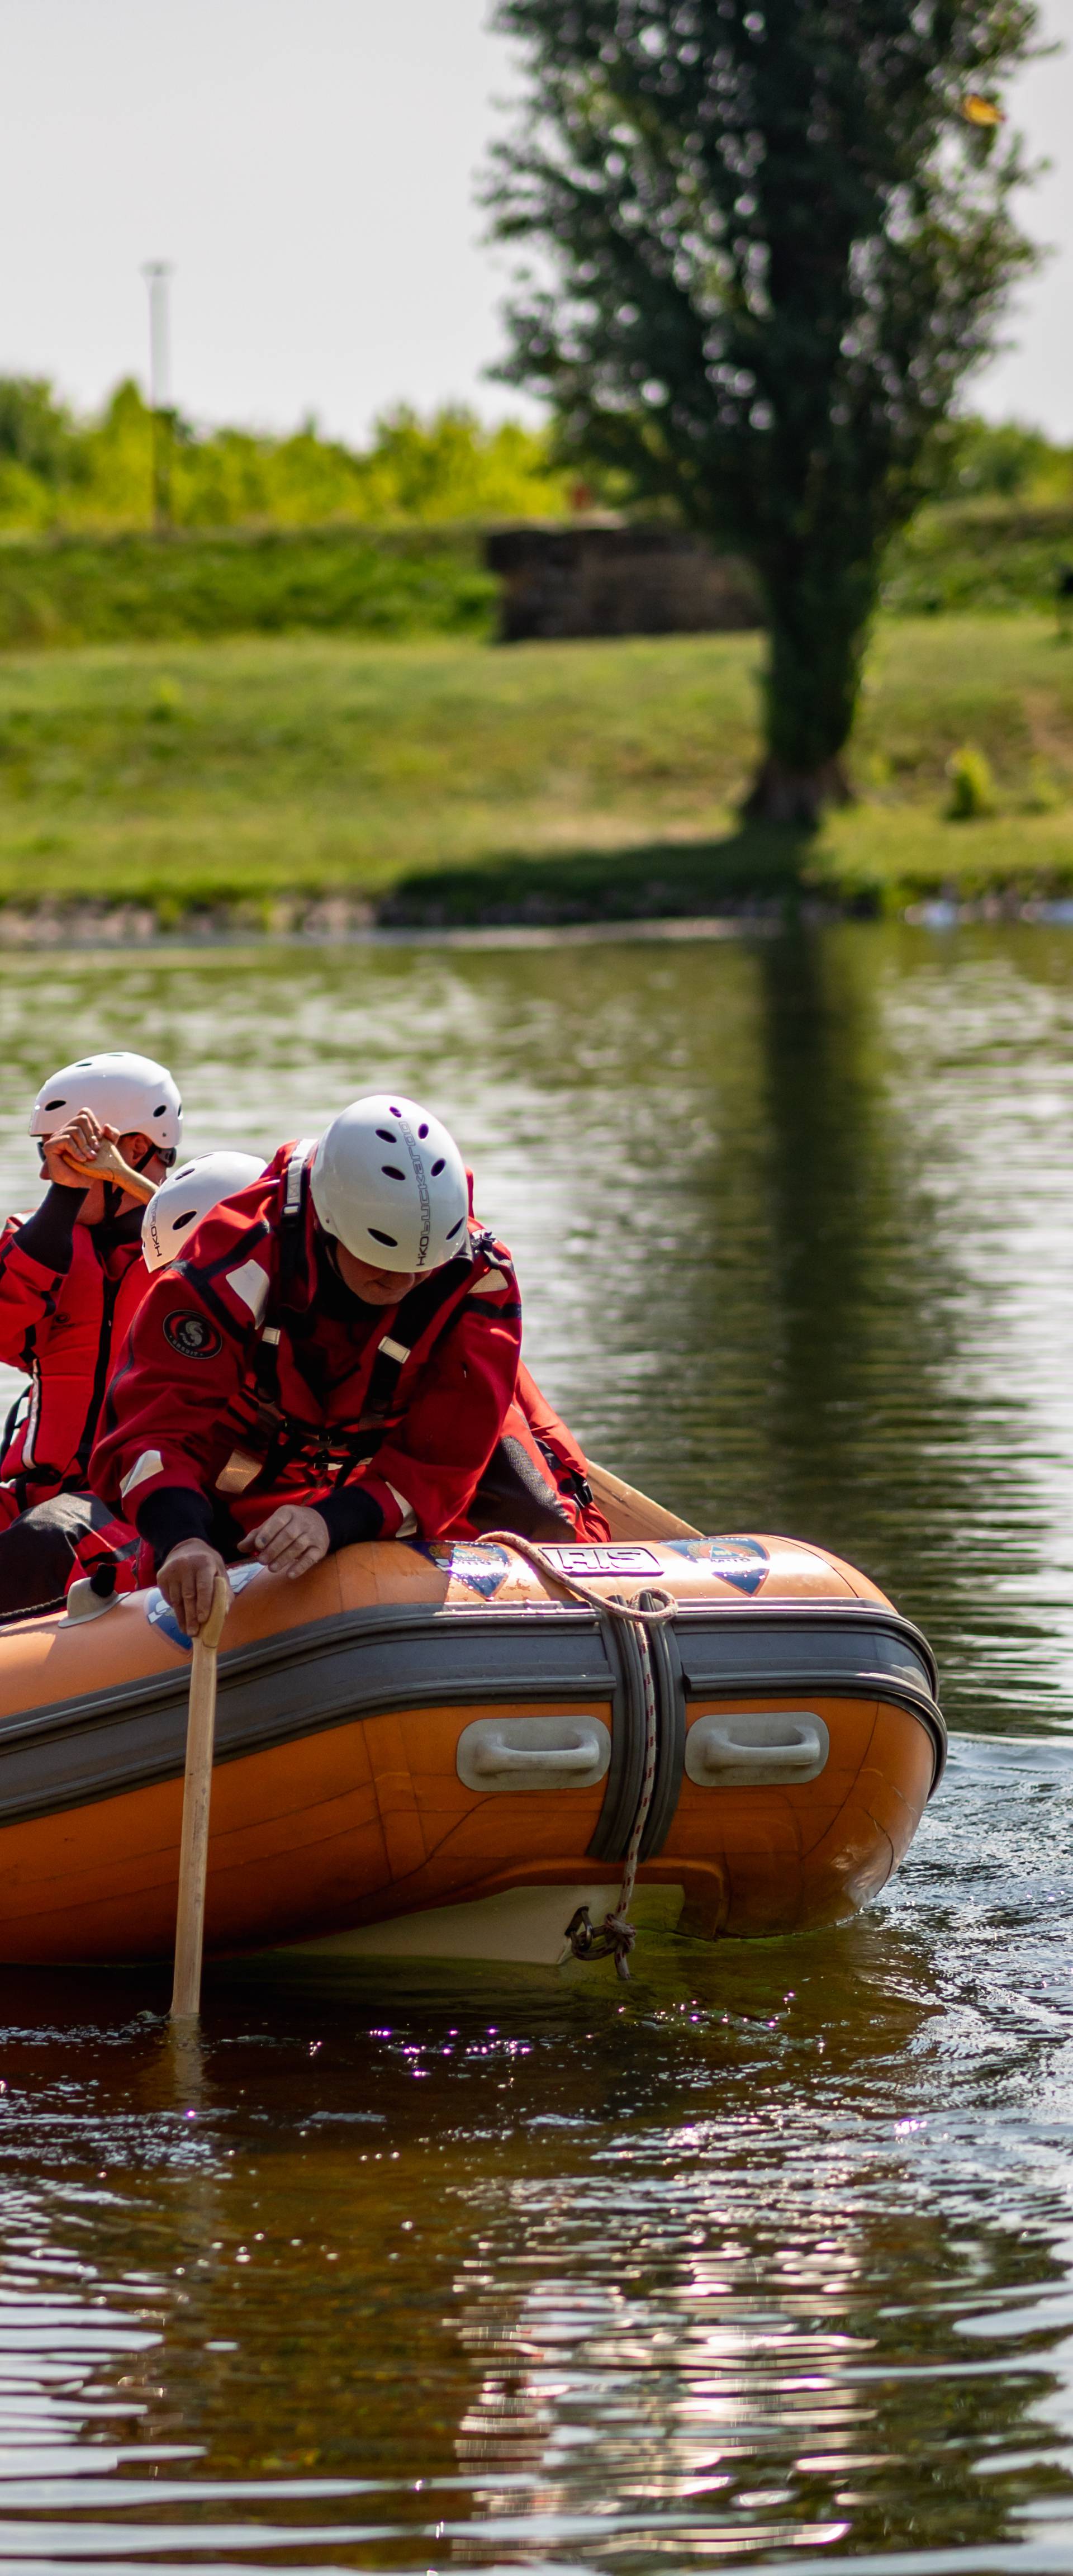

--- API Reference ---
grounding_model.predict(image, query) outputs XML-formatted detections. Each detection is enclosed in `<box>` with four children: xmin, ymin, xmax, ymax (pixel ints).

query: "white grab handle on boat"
<box><xmin>65</xmin><ymin>1574</ymin><xmax>120</xmax><ymax>1624</ymax></box>
<box><xmin>457</xmin><ymin>1715</ymin><xmax>611</xmax><ymax>1794</ymax></box>
<box><xmin>685</xmin><ymin>1711</ymin><xmax>829</xmax><ymax>1788</ymax></box>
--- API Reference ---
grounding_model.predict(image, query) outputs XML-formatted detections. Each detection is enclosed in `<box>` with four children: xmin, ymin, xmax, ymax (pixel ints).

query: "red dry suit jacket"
<box><xmin>464</xmin><ymin>1168</ymin><xmax>609</xmax><ymax>1543</ymax></box>
<box><xmin>91</xmin><ymin>1141</ymin><xmax>524</xmax><ymax>1562</ymax></box>
<box><xmin>0</xmin><ymin>1186</ymin><xmax>146</xmax><ymax>1515</ymax></box>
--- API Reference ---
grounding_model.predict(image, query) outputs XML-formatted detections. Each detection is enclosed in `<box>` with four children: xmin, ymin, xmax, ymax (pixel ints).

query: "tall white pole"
<box><xmin>141</xmin><ymin>262</ymin><xmax>173</xmax><ymax>528</ymax></box>
<box><xmin>143</xmin><ymin>261</ymin><xmax>172</xmax><ymax>409</ymax></box>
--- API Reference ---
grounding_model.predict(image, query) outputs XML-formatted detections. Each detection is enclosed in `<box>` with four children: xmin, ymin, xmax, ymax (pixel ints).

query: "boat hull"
<box><xmin>0</xmin><ymin>1533</ymin><xmax>943</xmax><ymax>1966</ymax></box>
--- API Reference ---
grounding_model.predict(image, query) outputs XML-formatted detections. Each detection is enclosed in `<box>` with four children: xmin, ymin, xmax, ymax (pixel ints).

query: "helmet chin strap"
<box><xmin>98</xmin><ymin>1141</ymin><xmax>156</xmax><ymax>1223</ymax></box>
<box><xmin>90</xmin><ymin>1142</ymin><xmax>160</xmax><ymax>1223</ymax></box>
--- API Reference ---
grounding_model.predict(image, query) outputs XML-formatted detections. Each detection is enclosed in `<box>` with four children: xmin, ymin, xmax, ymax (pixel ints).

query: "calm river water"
<box><xmin>1</xmin><ymin>921</ymin><xmax>1073</xmax><ymax>2573</ymax></box>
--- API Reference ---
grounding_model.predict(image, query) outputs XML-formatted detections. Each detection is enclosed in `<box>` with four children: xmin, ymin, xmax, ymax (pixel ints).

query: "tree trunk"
<box><xmin>744</xmin><ymin>564</ymin><xmax>876</xmax><ymax>826</ymax></box>
<box><xmin>744</xmin><ymin>754</ymin><xmax>856</xmax><ymax>827</ymax></box>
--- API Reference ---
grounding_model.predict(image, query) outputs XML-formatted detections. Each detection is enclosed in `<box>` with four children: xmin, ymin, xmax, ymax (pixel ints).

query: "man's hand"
<box><xmin>158</xmin><ymin>1539</ymin><xmax>230</xmax><ymax>1636</ymax></box>
<box><xmin>239</xmin><ymin>1505</ymin><xmax>330</xmax><ymax>1580</ymax></box>
<box><xmin>44</xmin><ymin>1110</ymin><xmax>118</xmax><ymax>1188</ymax></box>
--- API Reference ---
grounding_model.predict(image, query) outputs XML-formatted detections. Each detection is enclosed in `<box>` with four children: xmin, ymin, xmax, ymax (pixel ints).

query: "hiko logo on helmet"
<box><xmin>397</xmin><ymin>1110</ymin><xmax>433</xmax><ymax>1270</ymax></box>
<box><xmin>310</xmin><ymin>1095</ymin><xmax>467</xmax><ymax>1274</ymax></box>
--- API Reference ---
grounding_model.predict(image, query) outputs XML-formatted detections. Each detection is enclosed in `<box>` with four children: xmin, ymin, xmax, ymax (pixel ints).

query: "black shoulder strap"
<box><xmin>278</xmin><ymin>1138</ymin><xmax>315</xmax><ymax>1306</ymax></box>
<box><xmin>254</xmin><ymin>1172</ymin><xmax>492</xmax><ymax>1424</ymax></box>
<box><xmin>253</xmin><ymin>1140</ymin><xmax>316</xmax><ymax>1404</ymax></box>
<box><xmin>362</xmin><ymin>1250</ymin><xmax>477</xmax><ymax>1417</ymax></box>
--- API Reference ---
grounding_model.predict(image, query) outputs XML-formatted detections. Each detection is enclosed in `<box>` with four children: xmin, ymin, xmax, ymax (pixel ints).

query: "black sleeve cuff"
<box><xmin>16</xmin><ymin>1184</ymin><xmax>86</xmax><ymax>1271</ymax></box>
<box><xmin>136</xmin><ymin>1486</ymin><xmax>216</xmax><ymax>1565</ymax></box>
<box><xmin>315</xmin><ymin>1483</ymin><xmax>384</xmax><ymax>1553</ymax></box>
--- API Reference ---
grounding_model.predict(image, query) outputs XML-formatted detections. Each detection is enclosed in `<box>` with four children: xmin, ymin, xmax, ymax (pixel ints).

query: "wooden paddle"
<box><xmin>60</xmin><ymin>1138</ymin><xmax>158</xmax><ymax>1205</ymax></box>
<box><xmin>586</xmin><ymin>1459</ymin><xmax>701</xmax><ymax>1542</ymax></box>
<box><xmin>170</xmin><ymin>1574</ymin><xmax>229</xmax><ymax>2023</ymax></box>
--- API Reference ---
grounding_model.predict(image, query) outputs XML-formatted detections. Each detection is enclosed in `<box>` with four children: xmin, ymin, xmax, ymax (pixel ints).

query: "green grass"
<box><xmin>0</xmin><ymin>618</ymin><xmax>1070</xmax><ymax>922</ymax></box>
<box><xmin>883</xmin><ymin>500</ymin><xmax>1073</xmax><ymax>616</ymax></box>
<box><xmin>1</xmin><ymin>496</ymin><xmax>1071</xmax><ymax>654</ymax></box>
<box><xmin>0</xmin><ymin>525</ymin><xmax>494</xmax><ymax>649</ymax></box>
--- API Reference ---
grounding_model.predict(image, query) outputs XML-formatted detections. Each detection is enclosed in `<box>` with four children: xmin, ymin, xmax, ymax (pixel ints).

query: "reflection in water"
<box><xmin>2</xmin><ymin>1738</ymin><xmax>1073</xmax><ymax>2570</ymax></box>
<box><xmin>0</xmin><ymin>927</ymin><xmax>1069</xmax><ymax>2563</ymax></box>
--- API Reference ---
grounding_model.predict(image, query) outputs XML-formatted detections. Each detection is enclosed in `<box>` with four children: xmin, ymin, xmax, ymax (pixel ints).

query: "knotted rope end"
<box><xmin>479</xmin><ymin>1534</ymin><xmax>677</xmax><ymax>1982</ymax></box>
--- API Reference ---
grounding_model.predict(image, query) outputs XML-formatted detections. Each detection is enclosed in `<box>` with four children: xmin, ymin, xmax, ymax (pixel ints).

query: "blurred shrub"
<box><xmin>883</xmin><ymin>503</ymin><xmax>1073</xmax><ymax>615</ymax></box>
<box><xmin>946</xmin><ymin>745</ymin><xmax>996</xmax><ymax>818</ymax></box>
<box><xmin>925</xmin><ymin>416</ymin><xmax>1073</xmax><ymax>504</ymax></box>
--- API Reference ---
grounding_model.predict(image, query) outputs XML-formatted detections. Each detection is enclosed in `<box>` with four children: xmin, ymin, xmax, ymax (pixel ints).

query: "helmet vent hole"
<box><xmin>174</xmin><ymin>1210</ymin><xmax>198</xmax><ymax>1231</ymax></box>
<box><xmin>447</xmin><ymin>1218</ymin><xmax>465</xmax><ymax>1238</ymax></box>
<box><xmin>44</xmin><ymin>1098</ymin><xmax>65</xmax><ymax>1111</ymax></box>
<box><xmin>389</xmin><ymin>1104</ymin><xmax>402</xmax><ymax>1117</ymax></box>
<box><xmin>153</xmin><ymin>1105</ymin><xmax>166</xmax><ymax>1119</ymax></box>
<box><xmin>418</xmin><ymin>1123</ymin><xmax>429</xmax><ymax>1139</ymax></box>
<box><xmin>368</xmin><ymin>1227</ymin><xmax>398</xmax><ymax>1248</ymax></box>
<box><xmin>430</xmin><ymin>1157</ymin><xmax>445</xmax><ymax>1176</ymax></box>
<box><xmin>375</xmin><ymin>1128</ymin><xmax>396</xmax><ymax>1143</ymax></box>
<box><xmin>381</xmin><ymin>1164</ymin><xmax>405</xmax><ymax>1181</ymax></box>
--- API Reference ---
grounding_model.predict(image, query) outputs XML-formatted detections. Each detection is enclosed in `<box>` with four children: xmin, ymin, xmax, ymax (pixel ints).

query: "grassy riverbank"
<box><xmin>0</xmin><ymin>618</ymin><xmax>1070</xmax><ymax>924</ymax></box>
<box><xmin>1</xmin><ymin>494</ymin><xmax>1071</xmax><ymax>648</ymax></box>
<box><xmin>0</xmin><ymin>525</ymin><xmax>495</xmax><ymax>649</ymax></box>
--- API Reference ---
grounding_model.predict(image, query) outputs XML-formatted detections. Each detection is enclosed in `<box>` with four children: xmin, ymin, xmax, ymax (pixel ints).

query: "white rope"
<box><xmin>477</xmin><ymin>1531</ymin><xmax>677</xmax><ymax>1977</ymax></box>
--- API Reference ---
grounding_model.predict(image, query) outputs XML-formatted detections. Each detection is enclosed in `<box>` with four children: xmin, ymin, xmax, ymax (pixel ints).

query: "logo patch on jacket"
<box><xmin>164</xmin><ymin>1310</ymin><xmax>223</xmax><ymax>1360</ymax></box>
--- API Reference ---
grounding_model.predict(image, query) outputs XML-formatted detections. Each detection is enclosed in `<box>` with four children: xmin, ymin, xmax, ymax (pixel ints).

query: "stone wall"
<box><xmin>485</xmin><ymin>522</ymin><xmax>761</xmax><ymax>642</ymax></box>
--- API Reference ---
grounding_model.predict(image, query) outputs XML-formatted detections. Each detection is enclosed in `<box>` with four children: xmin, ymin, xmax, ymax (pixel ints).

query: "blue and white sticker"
<box><xmin>226</xmin><ymin>1562</ymin><xmax>264</xmax><ymax>1598</ymax></box>
<box><xmin>144</xmin><ymin>1557</ymin><xmax>263</xmax><ymax>1651</ymax></box>
<box><xmin>145</xmin><ymin>1588</ymin><xmax>192</xmax><ymax>1652</ymax></box>
<box><xmin>430</xmin><ymin>1542</ymin><xmax>511</xmax><ymax>1599</ymax></box>
<box><xmin>668</xmin><ymin>1535</ymin><xmax>770</xmax><ymax>1594</ymax></box>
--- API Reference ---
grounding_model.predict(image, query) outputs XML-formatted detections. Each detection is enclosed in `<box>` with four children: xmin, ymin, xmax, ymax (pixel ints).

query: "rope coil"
<box><xmin>477</xmin><ymin>1531</ymin><xmax>678</xmax><ymax>1978</ymax></box>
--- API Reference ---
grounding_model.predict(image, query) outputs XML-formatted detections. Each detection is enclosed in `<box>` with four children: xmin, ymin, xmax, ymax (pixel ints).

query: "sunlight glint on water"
<box><xmin>0</xmin><ymin>924</ymin><xmax>1068</xmax><ymax>2568</ymax></box>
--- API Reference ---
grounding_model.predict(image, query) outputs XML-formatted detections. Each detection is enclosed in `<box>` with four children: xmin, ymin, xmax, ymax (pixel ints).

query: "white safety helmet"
<box><xmin>141</xmin><ymin>1151</ymin><xmax>265</xmax><ymax>1273</ymax></box>
<box><xmin>311</xmin><ymin>1093</ymin><xmax>469</xmax><ymax>1274</ymax></box>
<box><xmin>29</xmin><ymin>1051</ymin><xmax>183</xmax><ymax>1163</ymax></box>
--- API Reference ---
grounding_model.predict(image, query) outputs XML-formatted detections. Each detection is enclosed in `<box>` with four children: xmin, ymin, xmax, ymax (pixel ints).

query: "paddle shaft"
<box><xmin>170</xmin><ymin>1575</ymin><xmax>229</xmax><ymax>2022</ymax></box>
<box><xmin>585</xmin><ymin>1459</ymin><xmax>700</xmax><ymax>1541</ymax></box>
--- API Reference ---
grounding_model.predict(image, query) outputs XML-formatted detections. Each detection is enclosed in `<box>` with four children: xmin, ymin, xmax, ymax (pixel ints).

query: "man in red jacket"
<box><xmin>92</xmin><ymin>1093</ymin><xmax>565</xmax><ymax>1637</ymax></box>
<box><xmin>0</xmin><ymin>1050</ymin><xmax>182</xmax><ymax>1613</ymax></box>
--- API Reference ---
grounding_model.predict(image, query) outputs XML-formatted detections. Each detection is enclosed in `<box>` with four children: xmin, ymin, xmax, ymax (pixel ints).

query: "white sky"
<box><xmin>0</xmin><ymin>0</ymin><xmax>1069</xmax><ymax>445</ymax></box>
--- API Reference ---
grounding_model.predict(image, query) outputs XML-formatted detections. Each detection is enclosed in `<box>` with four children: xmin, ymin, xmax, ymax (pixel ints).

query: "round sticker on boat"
<box><xmin>163</xmin><ymin>1310</ymin><xmax>223</xmax><ymax>1361</ymax></box>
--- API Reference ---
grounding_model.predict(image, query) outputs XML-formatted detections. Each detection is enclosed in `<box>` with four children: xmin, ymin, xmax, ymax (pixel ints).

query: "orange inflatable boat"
<box><xmin>0</xmin><ymin>1476</ymin><xmax>942</xmax><ymax>1968</ymax></box>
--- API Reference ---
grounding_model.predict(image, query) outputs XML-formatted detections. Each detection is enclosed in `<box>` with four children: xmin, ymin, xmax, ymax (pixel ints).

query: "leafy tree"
<box><xmin>931</xmin><ymin>413</ymin><xmax>1068</xmax><ymax>500</ymax></box>
<box><xmin>0</xmin><ymin>385</ymin><xmax>572</xmax><ymax>534</ymax></box>
<box><xmin>355</xmin><ymin>404</ymin><xmax>571</xmax><ymax>520</ymax></box>
<box><xmin>0</xmin><ymin>377</ymin><xmax>77</xmax><ymax>482</ymax></box>
<box><xmin>487</xmin><ymin>0</ymin><xmax>1042</xmax><ymax>820</ymax></box>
